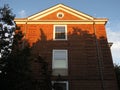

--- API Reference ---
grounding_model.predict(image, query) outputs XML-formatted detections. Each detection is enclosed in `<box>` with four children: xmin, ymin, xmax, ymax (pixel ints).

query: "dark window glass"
<box><xmin>54</xmin><ymin>83</ymin><xmax>66</xmax><ymax>90</ymax></box>
<box><xmin>55</xmin><ymin>26</ymin><xmax>66</xmax><ymax>39</ymax></box>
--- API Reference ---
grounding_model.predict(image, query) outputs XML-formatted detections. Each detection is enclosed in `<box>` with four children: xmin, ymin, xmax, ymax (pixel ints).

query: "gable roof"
<box><xmin>15</xmin><ymin>4</ymin><xmax>108</xmax><ymax>24</ymax></box>
<box><xmin>27</xmin><ymin>4</ymin><xmax>94</xmax><ymax>20</ymax></box>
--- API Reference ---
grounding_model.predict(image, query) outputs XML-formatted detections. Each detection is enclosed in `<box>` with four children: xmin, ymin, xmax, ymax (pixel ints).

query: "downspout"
<box><xmin>93</xmin><ymin>21</ymin><xmax>105</xmax><ymax>90</ymax></box>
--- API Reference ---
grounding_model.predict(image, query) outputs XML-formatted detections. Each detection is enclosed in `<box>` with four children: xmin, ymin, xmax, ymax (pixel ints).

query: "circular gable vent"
<box><xmin>57</xmin><ymin>12</ymin><xmax>64</xmax><ymax>18</ymax></box>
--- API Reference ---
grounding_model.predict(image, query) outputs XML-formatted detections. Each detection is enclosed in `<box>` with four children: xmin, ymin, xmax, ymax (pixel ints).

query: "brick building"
<box><xmin>15</xmin><ymin>4</ymin><xmax>118</xmax><ymax>90</ymax></box>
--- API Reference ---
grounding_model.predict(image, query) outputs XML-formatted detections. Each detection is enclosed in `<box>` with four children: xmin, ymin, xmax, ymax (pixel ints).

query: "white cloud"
<box><xmin>106</xmin><ymin>27</ymin><xmax>120</xmax><ymax>64</ymax></box>
<box><xmin>18</xmin><ymin>10</ymin><xmax>27</xmax><ymax>18</ymax></box>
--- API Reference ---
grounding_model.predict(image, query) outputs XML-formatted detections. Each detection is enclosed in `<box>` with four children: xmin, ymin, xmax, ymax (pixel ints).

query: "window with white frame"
<box><xmin>53</xmin><ymin>81</ymin><xmax>68</xmax><ymax>90</ymax></box>
<box><xmin>53</xmin><ymin>50</ymin><xmax>68</xmax><ymax>68</ymax></box>
<box><xmin>54</xmin><ymin>25</ymin><xmax>67</xmax><ymax>40</ymax></box>
<box><xmin>52</xmin><ymin>50</ymin><xmax>68</xmax><ymax>75</ymax></box>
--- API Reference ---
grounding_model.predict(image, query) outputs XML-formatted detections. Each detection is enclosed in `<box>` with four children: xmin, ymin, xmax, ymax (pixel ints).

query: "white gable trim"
<box><xmin>28</xmin><ymin>4</ymin><xmax>94</xmax><ymax>20</ymax></box>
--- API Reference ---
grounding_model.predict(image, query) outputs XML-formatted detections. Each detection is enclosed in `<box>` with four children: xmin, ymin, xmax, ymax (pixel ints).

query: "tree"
<box><xmin>0</xmin><ymin>4</ymin><xmax>62</xmax><ymax>90</ymax></box>
<box><xmin>6</xmin><ymin>42</ymin><xmax>32</xmax><ymax>90</ymax></box>
<box><xmin>0</xmin><ymin>4</ymin><xmax>16</xmax><ymax>74</ymax></box>
<box><xmin>0</xmin><ymin>28</ymin><xmax>33</xmax><ymax>90</ymax></box>
<box><xmin>0</xmin><ymin>4</ymin><xmax>33</xmax><ymax>90</ymax></box>
<box><xmin>33</xmin><ymin>55</ymin><xmax>52</xmax><ymax>90</ymax></box>
<box><xmin>114</xmin><ymin>64</ymin><xmax>120</xmax><ymax>90</ymax></box>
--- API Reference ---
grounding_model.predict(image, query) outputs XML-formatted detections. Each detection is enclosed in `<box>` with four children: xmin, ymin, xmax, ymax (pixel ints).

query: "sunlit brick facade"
<box><xmin>15</xmin><ymin>4</ymin><xmax>118</xmax><ymax>90</ymax></box>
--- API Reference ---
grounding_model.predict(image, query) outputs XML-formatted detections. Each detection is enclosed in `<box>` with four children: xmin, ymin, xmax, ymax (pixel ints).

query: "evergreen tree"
<box><xmin>0</xmin><ymin>5</ymin><xmax>32</xmax><ymax>90</ymax></box>
<box><xmin>0</xmin><ymin>4</ymin><xmax>62</xmax><ymax>90</ymax></box>
<box><xmin>0</xmin><ymin>4</ymin><xmax>16</xmax><ymax>74</ymax></box>
<box><xmin>3</xmin><ymin>29</ymin><xmax>32</xmax><ymax>90</ymax></box>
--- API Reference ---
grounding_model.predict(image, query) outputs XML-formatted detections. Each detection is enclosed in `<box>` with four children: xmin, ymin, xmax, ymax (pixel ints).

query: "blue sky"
<box><xmin>0</xmin><ymin>0</ymin><xmax>120</xmax><ymax>64</ymax></box>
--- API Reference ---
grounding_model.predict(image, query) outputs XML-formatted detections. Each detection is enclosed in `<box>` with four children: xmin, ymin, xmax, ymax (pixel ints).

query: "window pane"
<box><xmin>55</xmin><ymin>26</ymin><xmax>66</xmax><ymax>39</ymax></box>
<box><xmin>54</xmin><ymin>50</ymin><xmax>67</xmax><ymax>60</ymax></box>
<box><xmin>52</xmin><ymin>69</ymin><xmax>68</xmax><ymax>76</ymax></box>
<box><xmin>54</xmin><ymin>83</ymin><xmax>66</xmax><ymax>90</ymax></box>
<box><xmin>54</xmin><ymin>60</ymin><xmax>67</xmax><ymax>68</ymax></box>
<box><xmin>53</xmin><ymin>50</ymin><xmax>68</xmax><ymax>69</ymax></box>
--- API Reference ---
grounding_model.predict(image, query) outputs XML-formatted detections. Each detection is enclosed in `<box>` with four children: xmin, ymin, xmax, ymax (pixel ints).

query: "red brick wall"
<box><xmin>16</xmin><ymin>23</ymin><xmax>118</xmax><ymax>90</ymax></box>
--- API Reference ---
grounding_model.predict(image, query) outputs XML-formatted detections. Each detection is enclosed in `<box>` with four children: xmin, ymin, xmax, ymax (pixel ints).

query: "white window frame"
<box><xmin>52</xmin><ymin>50</ymin><xmax>68</xmax><ymax>69</ymax></box>
<box><xmin>52</xmin><ymin>81</ymin><xmax>69</xmax><ymax>90</ymax></box>
<box><xmin>53</xmin><ymin>25</ymin><xmax>67</xmax><ymax>40</ymax></box>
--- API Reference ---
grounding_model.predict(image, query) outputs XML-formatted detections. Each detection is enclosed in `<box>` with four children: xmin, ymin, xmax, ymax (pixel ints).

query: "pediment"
<box><xmin>28</xmin><ymin>4</ymin><xmax>94</xmax><ymax>21</ymax></box>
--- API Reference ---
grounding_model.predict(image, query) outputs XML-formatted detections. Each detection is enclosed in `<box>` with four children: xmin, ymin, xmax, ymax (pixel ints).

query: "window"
<box><xmin>53</xmin><ymin>50</ymin><xmax>68</xmax><ymax>68</ymax></box>
<box><xmin>54</xmin><ymin>25</ymin><xmax>67</xmax><ymax>40</ymax></box>
<box><xmin>53</xmin><ymin>81</ymin><xmax>68</xmax><ymax>90</ymax></box>
<box><xmin>52</xmin><ymin>50</ymin><xmax>68</xmax><ymax>75</ymax></box>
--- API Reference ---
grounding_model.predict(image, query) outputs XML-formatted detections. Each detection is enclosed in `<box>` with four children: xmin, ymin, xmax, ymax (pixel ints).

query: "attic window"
<box><xmin>57</xmin><ymin>12</ymin><xmax>64</xmax><ymax>18</ymax></box>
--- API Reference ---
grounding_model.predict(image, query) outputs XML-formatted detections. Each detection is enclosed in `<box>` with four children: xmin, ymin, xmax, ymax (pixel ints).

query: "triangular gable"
<box><xmin>28</xmin><ymin>4</ymin><xmax>94</xmax><ymax>20</ymax></box>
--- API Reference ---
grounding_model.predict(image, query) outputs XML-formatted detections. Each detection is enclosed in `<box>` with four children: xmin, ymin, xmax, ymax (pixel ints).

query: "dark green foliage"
<box><xmin>0</xmin><ymin>4</ymin><xmax>16</xmax><ymax>71</ymax></box>
<box><xmin>0</xmin><ymin>30</ymin><xmax>53</xmax><ymax>90</ymax></box>
<box><xmin>13</xmin><ymin>30</ymin><xmax>24</xmax><ymax>45</ymax></box>
<box><xmin>5</xmin><ymin>46</ymin><xmax>32</xmax><ymax>90</ymax></box>
<box><xmin>33</xmin><ymin>56</ymin><xmax>52</xmax><ymax>90</ymax></box>
<box><xmin>114</xmin><ymin>64</ymin><xmax>120</xmax><ymax>90</ymax></box>
<box><xmin>0</xmin><ymin>4</ymin><xmax>15</xmax><ymax>25</ymax></box>
<box><xmin>0</xmin><ymin>29</ymin><xmax>32</xmax><ymax>90</ymax></box>
<box><xmin>0</xmin><ymin>4</ymin><xmax>54</xmax><ymax>90</ymax></box>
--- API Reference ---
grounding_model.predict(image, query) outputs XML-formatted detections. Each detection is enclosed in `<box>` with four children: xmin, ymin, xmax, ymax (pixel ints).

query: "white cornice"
<box><xmin>15</xmin><ymin>20</ymin><xmax>107</xmax><ymax>25</ymax></box>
